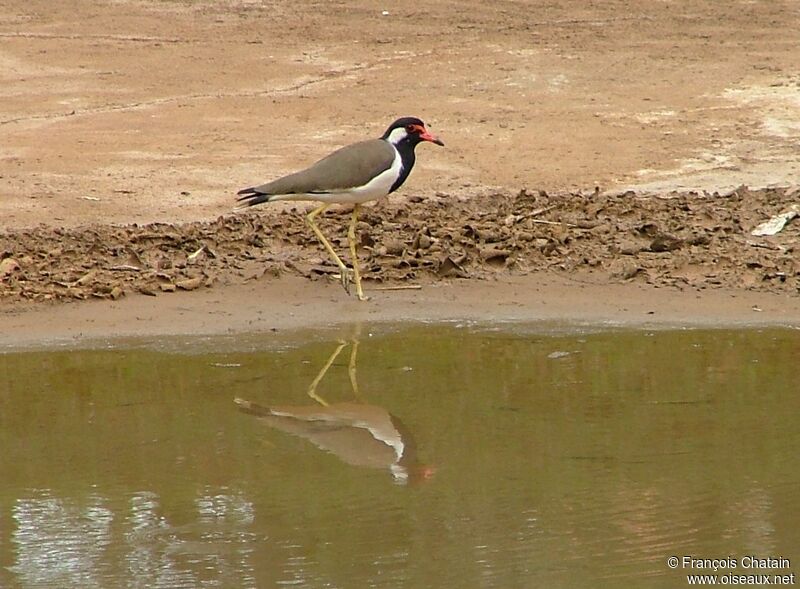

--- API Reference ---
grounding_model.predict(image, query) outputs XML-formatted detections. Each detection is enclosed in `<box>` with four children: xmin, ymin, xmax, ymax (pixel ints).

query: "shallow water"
<box><xmin>1</xmin><ymin>325</ymin><xmax>798</xmax><ymax>588</ymax></box>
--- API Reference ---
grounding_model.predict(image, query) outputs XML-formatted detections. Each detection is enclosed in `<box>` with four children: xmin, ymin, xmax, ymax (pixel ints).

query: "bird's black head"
<box><xmin>382</xmin><ymin>117</ymin><xmax>445</xmax><ymax>148</ymax></box>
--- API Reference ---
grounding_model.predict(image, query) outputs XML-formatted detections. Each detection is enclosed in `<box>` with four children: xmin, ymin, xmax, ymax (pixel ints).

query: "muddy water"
<box><xmin>1</xmin><ymin>325</ymin><xmax>798</xmax><ymax>588</ymax></box>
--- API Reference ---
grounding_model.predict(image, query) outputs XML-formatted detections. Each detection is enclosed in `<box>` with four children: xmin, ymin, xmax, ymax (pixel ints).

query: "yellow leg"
<box><xmin>348</xmin><ymin>339</ymin><xmax>363</xmax><ymax>400</ymax></box>
<box><xmin>306</xmin><ymin>204</ymin><xmax>352</xmax><ymax>294</ymax></box>
<box><xmin>306</xmin><ymin>341</ymin><xmax>347</xmax><ymax>406</ymax></box>
<box><xmin>347</xmin><ymin>204</ymin><xmax>369</xmax><ymax>301</ymax></box>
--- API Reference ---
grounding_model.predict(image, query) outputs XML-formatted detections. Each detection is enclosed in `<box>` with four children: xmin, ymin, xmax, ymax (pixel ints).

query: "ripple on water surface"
<box><xmin>0</xmin><ymin>325</ymin><xmax>798</xmax><ymax>588</ymax></box>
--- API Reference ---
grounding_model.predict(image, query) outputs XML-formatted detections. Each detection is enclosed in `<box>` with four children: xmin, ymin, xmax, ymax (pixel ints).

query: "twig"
<box><xmin>187</xmin><ymin>245</ymin><xmax>205</xmax><ymax>262</ymax></box>
<box><xmin>530</xmin><ymin>219</ymin><xmax>576</xmax><ymax>227</ymax></box>
<box><xmin>528</xmin><ymin>204</ymin><xmax>559</xmax><ymax>217</ymax></box>
<box><xmin>745</xmin><ymin>241</ymin><xmax>785</xmax><ymax>252</ymax></box>
<box><xmin>370</xmin><ymin>285</ymin><xmax>422</xmax><ymax>291</ymax></box>
<box><xmin>109</xmin><ymin>264</ymin><xmax>141</xmax><ymax>272</ymax></box>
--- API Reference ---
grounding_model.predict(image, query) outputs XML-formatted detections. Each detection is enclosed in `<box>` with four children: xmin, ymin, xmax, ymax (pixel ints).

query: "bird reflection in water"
<box><xmin>235</xmin><ymin>339</ymin><xmax>435</xmax><ymax>485</ymax></box>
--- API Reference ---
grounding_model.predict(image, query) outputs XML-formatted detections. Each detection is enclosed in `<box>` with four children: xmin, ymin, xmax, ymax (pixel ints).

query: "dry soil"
<box><xmin>1</xmin><ymin>0</ymin><xmax>799</xmax><ymax>344</ymax></box>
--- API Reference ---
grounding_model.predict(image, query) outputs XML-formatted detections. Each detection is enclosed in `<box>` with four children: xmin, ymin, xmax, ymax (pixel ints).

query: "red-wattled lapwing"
<box><xmin>234</xmin><ymin>339</ymin><xmax>435</xmax><ymax>484</ymax></box>
<box><xmin>236</xmin><ymin>117</ymin><xmax>444</xmax><ymax>301</ymax></box>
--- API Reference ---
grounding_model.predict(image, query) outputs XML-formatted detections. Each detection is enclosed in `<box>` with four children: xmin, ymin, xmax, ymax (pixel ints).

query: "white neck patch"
<box><xmin>385</xmin><ymin>126</ymin><xmax>410</xmax><ymax>146</ymax></box>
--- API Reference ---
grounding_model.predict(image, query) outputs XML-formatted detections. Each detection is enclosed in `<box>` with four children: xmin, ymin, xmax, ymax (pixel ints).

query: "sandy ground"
<box><xmin>3</xmin><ymin>274</ymin><xmax>800</xmax><ymax>350</ymax></box>
<box><xmin>1</xmin><ymin>0</ymin><xmax>800</xmax><ymax>344</ymax></box>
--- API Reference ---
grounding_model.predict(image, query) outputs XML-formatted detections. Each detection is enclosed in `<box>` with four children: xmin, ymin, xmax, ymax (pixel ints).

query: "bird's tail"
<box><xmin>236</xmin><ymin>187</ymin><xmax>273</xmax><ymax>209</ymax></box>
<box><xmin>234</xmin><ymin>397</ymin><xmax>273</xmax><ymax>416</ymax></box>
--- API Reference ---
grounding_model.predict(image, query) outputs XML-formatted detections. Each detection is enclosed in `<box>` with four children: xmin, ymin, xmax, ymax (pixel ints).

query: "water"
<box><xmin>0</xmin><ymin>325</ymin><xmax>798</xmax><ymax>588</ymax></box>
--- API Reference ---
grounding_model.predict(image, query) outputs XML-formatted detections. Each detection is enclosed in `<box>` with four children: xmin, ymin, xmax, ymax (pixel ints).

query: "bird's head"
<box><xmin>391</xmin><ymin>463</ymin><xmax>438</xmax><ymax>486</ymax></box>
<box><xmin>383</xmin><ymin>117</ymin><xmax>445</xmax><ymax>148</ymax></box>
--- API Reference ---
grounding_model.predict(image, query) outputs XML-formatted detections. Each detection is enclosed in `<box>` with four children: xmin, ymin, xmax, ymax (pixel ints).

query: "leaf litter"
<box><xmin>1</xmin><ymin>186</ymin><xmax>798</xmax><ymax>304</ymax></box>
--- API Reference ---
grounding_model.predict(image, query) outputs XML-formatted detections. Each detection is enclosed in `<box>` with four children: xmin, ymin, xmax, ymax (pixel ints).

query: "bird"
<box><xmin>234</xmin><ymin>339</ymin><xmax>435</xmax><ymax>484</ymax></box>
<box><xmin>235</xmin><ymin>397</ymin><xmax>432</xmax><ymax>484</ymax></box>
<box><xmin>236</xmin><ymin>117</ymin><xmax>444</xmax><ymax>301</ymax></box>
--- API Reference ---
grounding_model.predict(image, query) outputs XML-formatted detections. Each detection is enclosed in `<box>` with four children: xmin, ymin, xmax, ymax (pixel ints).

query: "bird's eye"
<box><xmin>405</xmin><ymin>124</ymin><xmax>416</xmax><ymax>133</ymax></box>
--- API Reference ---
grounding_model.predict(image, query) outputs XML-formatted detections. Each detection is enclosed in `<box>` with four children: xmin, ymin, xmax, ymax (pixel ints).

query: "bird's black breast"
<box><xmin>389</xmin><ymin>142</ymin><xmax>417</xmax><ymax>194</ymax></box>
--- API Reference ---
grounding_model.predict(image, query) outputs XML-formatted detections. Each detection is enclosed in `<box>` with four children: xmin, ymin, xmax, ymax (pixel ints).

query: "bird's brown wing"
<box><xmin>247</xmin><ymin>139</ymin><xmax>396</xmax><ymax>195</ymax></box>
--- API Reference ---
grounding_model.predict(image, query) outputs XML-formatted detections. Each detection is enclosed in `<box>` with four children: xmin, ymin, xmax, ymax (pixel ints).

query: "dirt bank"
<box><xmin>1</xmin><ymin>186</ymin><xmax>798</xmax><ymax>305</ymax></box>
<box><xmin>2</xmin><ymin>185</ymin><xmax>799</xmax><ymax>349</ymax></box>
<box><xmin>2</xmin><ymin>0</ymin><xmax>799</xmax><ymax>346</ymax></box>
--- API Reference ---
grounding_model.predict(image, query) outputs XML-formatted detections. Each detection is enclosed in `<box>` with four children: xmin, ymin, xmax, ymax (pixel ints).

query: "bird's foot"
<box><xmin>334</xmin><ymin>267</ymin><xmax>370</xmax><ymax>301</ymax></box>
<box><xmin>355</xmin><ymin>280</ymin><xmax>370</xmax><ymax>301</ymax></box>
<box><xmin>335</xmin><ymin>266</ymin><xmax>354</xmax><ymax>294</ymax></box>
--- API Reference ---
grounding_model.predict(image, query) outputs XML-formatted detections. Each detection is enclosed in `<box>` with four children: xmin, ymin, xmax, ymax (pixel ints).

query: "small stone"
<box><xmin>609</xmin><ymin>259</ymin><xmax>641</xmax><ymax>280</ymax></box>
<box><xmin>176</xmin><ymin>276</ymin><xmax>204</xmax><ymax>291</ymax></box>
<box><xmin>650</xmin><ymin>234</ymin><xmax>683</xmax><ymax>252</ymax></box>
<box><xmin>384</xmin><ymin>239</ymin><xmax>405</xmax><ymax>256</ymax></box>
<box><xmin>0</xmin><ymin>258</ymin><xmax>20</xmax><ymax>279</ymax></box>
<box><xmin>619</xmin><ymin>240</ymin><xmax>644</xmax><ymax>255</ymax></box>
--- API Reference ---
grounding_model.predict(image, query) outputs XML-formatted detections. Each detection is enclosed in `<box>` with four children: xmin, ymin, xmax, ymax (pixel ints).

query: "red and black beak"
<box><xmin>421</xmin><ymin>129</ymin><xmax>445</xmax><ymax>146</ymax></box>
<box><xmin>414</xmin><ymin>124</ymin><xmax>445</xmax><ymax>146</ymax></box>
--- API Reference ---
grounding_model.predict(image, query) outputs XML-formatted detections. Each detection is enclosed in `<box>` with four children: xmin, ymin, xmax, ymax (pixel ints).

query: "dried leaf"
<box><xmin>75</xmin><ymin>269</ymin><xmax>98</xmax><ymax>285</ymax></box>
<box><xmin>438</xmin><ymin>256</ymin><xmax>468</xmax><ymax>278</ymax></box>
<box><xmin>751</xmin><ymin>206</ymin><xmax>799</xmax><ymax>236</ymax></box>
<box><xmin>125</xmin><ymin>249</ymin><xmax>146</xmax><ymax>270</ymax></box>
